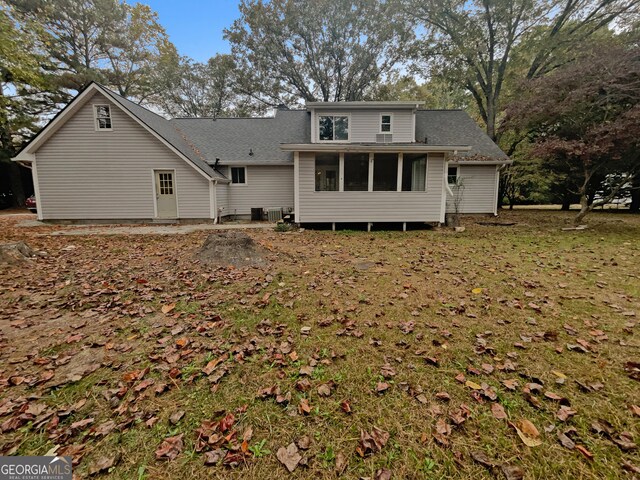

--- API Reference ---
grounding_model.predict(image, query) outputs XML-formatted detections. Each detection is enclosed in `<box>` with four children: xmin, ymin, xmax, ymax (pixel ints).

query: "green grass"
<box><xmin>0</xmin><ymin>210</ymin><xmax>638</xmax><ymax>479</ymax></box>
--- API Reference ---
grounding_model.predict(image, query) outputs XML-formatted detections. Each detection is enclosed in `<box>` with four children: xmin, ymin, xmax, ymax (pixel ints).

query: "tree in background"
<box><xmin>6</xmin><ymin>0</ymin><xmax>178</xmax><ymax>101</ymax></box>
<box><xmin>0</xmin><ymin>7</ymin><xmax>62</xmax><ymax>206</ymax></box>
<box><xmin>224</xmin><ymin>0</ymin><xmax>414</xmax><ymax>107</ymax></box>
<box><xmin>157</xmin><ymin>54</ymin><xmax>267</xmax><ymax>118</ymax></box>
<box><xmin>505</xmin><ymin>44</ymin><xmax>640</xmax><ymax>223</ymax></box>
<box><xmin>408</xmin><ymin>0</ymin><xmax>638</xmax><ymax>144</ymax></box>
<box><xmin>368</xmin><ymin>74</ymin><xmax>471</xmax><ymax>110</ymax></box>
<box><xmin>1</xmin><ymin>0</ymin><xmax>179</xmax><ymax>206</ymax></box>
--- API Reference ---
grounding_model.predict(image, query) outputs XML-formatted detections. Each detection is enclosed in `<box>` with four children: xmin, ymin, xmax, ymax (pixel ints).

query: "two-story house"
<box><xmin>13</xmin><ymin>82</ymin><xmax>510</xmax><ymax>226</ymax></box>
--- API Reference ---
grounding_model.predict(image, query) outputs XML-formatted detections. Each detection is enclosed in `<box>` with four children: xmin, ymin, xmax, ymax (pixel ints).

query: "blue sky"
<box><xmin>145</xmin><ymin>0</ymin><xmax>242</xmax><ymax>62</ymax></box>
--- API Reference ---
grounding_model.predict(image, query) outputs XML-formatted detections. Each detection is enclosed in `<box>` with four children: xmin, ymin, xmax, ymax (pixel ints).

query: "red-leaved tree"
<box><xmin>505</xmin><ymin>43</ymin><xmax>640</xmax><ymax>224</ymax></box>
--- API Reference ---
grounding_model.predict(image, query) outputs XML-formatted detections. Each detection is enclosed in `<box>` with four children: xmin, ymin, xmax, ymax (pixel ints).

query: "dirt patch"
<box><xmin>0</xmin><ymin>242</ymin><xmax>36</xmax><ymax>264</ymax></box>
<box><xmin>196</xmin><ymin>231</ymin><xmax>268</xmax><ymax>267</ymax></box>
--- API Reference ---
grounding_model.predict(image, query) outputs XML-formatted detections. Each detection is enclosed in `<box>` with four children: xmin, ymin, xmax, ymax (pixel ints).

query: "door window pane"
<box><xmin>344</xmin><ymin>153</ymin><xmax>368</xmax><ymax>191</ymax></box>
<box><xmin>373</xmin><ymin>153</ymin><xmax>397</xmax><ymax>191</ymax></box>
<box><xmin>315</xmin><ymin>153</ymin><xmax>339</xmax><ymax>191</ymax></box>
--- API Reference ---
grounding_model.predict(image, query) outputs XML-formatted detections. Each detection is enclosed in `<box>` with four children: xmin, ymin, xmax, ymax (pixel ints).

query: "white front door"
<box><xmin>154</xmin><ymin>170</ymin><xmax>177</xmax><ymax>218</ymax></box>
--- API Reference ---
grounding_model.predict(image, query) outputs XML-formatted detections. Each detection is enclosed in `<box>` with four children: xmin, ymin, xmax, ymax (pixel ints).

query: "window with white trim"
<box><xmin>380</xmin><ymin>114</ymin><xmax>392</xmax><ymax>133</ymax></box>
<box><xmin>231</xmin><ymin>167</ymin><xmax>246</xmax><ymax>184</ymax></box>
<box><xmin>318</xmin><ymin>115</ymin><xmax>349</xmax><ymax>141</ymax></box>
<box><xmin>94</xmin><ymin>105</ymin><xmax>112</xmax><ymax>130</ymax></box>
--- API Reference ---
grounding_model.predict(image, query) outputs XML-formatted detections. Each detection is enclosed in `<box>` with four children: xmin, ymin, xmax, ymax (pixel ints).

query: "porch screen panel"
<box><xmin>344</xmin><ymin>153</ymin><xmax>369</xmax><ymax>191</ymax></box>
<box><xmin>315</xmin><ymin>153</ymin><xmax>339</xmax><ymax>191</ymax></box>
<box><xmin>402</xmin><ymin>154</ymin><xmax>426</xmax><ymax>191</ymax></box>
<box><xmin>373</xmin><ymin>153</ymin><xmax>398</xmax><ymax>191</ymax></box>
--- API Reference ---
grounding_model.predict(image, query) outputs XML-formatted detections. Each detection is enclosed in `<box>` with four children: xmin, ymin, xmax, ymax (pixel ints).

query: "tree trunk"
<box><xmin>561</xmin><ymin>198</ymin><xmax>571</xmax><ymax>210</ymax></box>
<box><xmin>574</xmin><ymin>195</ymin><xmax>590</xmax><ymax>224</ymax></box>
<box><xmin>631</xmin><ymin>176</ymin><xmax>640</xmax><ymax>213</ymax></box>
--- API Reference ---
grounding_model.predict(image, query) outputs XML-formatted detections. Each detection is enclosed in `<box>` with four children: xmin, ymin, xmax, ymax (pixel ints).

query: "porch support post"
<box><xmin>397</xmin><ymin>153</ymin><xmax>403</xmax><ymax>192</ymax></box>
<box><xmin>339</xmin><ymin>153</ymin><xmax>344</xmax><ymax>192</ymax></box>
<box><xmin>403</xmin><ymin>222</ymin><xmax>406</xmax><ymax>232</ymax></box>
<box><xmin>367</xmin><ymin>222</ymin><xmax>372</xmax><ymax>232</ymax></box>
<box><xmin>368</xmin><ymin>153</ymin><xmax>374</xmax><ymax>192</ymax></box>
<box><xmin>294</xmin><ymin>151</ymin><xmax>300</xmax><ymax>222</ymax></box>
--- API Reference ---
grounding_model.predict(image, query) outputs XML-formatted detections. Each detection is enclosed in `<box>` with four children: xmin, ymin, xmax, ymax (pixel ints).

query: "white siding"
<box><xmin>313</xmin><ymin>109</ymin><xmax>414</xmax><ymax>143</ymax></box>
<box><xmin>216</xmin><ymin>182</ymin><xmax>229</xmax><ymax>217</ymax></box>
<box><xmin>223</xmin><ymin>165</ymin><xmax>294</xmax><ymax>216</ymax></box>
<box><xmin>298</xmin><ymin>152</ymin><xmax>444</xmax><ymax>223</ymax></box>
<box><xmin>446</xmin><ymin>165</ymin><xmax>498</xmax><ymax>214</ymax></box>
<box><xmin>35</xmin><ymin>92</ymin><xmax>210</xmax><ymax>220</ymax></box>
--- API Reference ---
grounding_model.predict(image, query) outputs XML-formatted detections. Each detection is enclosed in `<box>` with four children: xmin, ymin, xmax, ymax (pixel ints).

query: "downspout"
<box><xmin>213</xmin><ymin>180</ymin><xmax>219</xmax><ymax>224</ymax></box>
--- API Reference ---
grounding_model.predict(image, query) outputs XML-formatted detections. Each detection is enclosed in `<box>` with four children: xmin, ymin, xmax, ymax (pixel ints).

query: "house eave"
<box><xmin>306</xmin><ymin>101</ymin><xmax>424</xmax><ymax>110</ymax></box>
<box><xmin>280</xmin><ymin>143</ymin><xmax>472</xmax><ymax>153</ymax></box>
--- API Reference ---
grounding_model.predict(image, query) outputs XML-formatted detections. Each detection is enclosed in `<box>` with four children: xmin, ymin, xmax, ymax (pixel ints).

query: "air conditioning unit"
<box><xmin>376</xmin><ymin>133</ymin><xmax>393</xmax><ymax>143</ymax></box>
<box><xmin>267</xmin><ymin>208</ymin><xmax>283</xmax><ymax>222</ymax></box>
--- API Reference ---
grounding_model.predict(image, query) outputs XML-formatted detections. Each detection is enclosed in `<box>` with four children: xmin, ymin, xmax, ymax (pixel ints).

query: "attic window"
<box><xmin>380</xmin><ymin>114</ymin><xmax>392</xmax><ymax>133</ymax></box>
<box><xmin>318</xmin><ymin>115</ymin><xmax>349</xmax><ymax>141</ymax></box>
<box><xmin>94</xmin><ymin>105</ymin><xmax>112</xmax><ymax>130</ymax></box>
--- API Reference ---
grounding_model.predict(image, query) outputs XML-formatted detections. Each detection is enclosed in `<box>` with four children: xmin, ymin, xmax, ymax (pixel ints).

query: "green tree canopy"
<box><xmin>224</xmin><ymin>0</ymin><xmax>414</xmax><ymax>106</ymax></box>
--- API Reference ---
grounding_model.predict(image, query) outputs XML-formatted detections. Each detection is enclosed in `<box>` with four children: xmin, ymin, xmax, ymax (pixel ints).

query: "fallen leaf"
<box><xmin>376</xmin><ymin>382</ymin><xmax>390</xmax><ymax>393</ymax></box>
<box><xmin>88</xmin><ymin>455</ymin><xmax>119</xmax><ymax>475</ymax></box>
<box><xmin>501</xmin><ymin>464</ymin><xmax>524</xmax><ymax>480</ymax></box>
<box><xmin>557</xmin><ymin>431</ymin><xmax>576</xmax><ymax>450</ymax></box>
<box><xmin>356</xmin><ymin>427</ymin><xmax>389</xmax><ymax>457</ymax></box>
<box><xmin>169</xmin><ymin>411</ymin><xmax>185</xmax><ymax>425</ymax></box>
<box><xmin>375</xmin><ymin>468</ymin><xmax>392</xmax><ymax>480</ymax></box>
<box><xmin>277</xmin><ymin>443</ymin><xmax>301</xmax><ymax>472</ymax></box>
<box><xmin>340</xmin><ymin>400</ymin><xmax>352</xmax><ymax>414</ymax></box>
<box><xmin>465</xmin><ymin>380</ymin><xmax>482</xmax><ymax>390</ymax></box>
<box><xmin>161</xmin><ymin>303</ymin><xmax>176</xmax><ymax>314</ymax></box>
<box><xmin>317</xmin><ymin>383</ymin><xmax>332</xmax><ymax>397</ymax></box>
<box><xmin>491</xmin><ymin>403</ymin><xmax>507</xmax><ymax>420</ymax></box>
<box><xmin>298</xmin><ymin>398</ymin><xmax>311</xmax><ymax>415</ymax></box>
<box><xmin>335</xmin><ymin>452</ymin><xmax>348</xmax><ymax>474</ymax></box>
<box><xmin>511</xmin><ymin>419</ymin><xmax>542</xmax><ymax>447</ymax></box>
<box><xmin>204</xmin><ymin>449</ymin><xmax>225</xmax><ymax>466</ymax></box>
<box><xmin>155</xmin><ymin>434</ymin><xmax>184</xmax><ymax>460</ymax></box>
<box><xmin>472</xmin><ymin>288</ymin><xmax>483</xmax><ymax>294</ymax></box>
<box><xmin>575</xmin><ymin>444</ymin><xmax>594</xmax><ymax>460</ymax></box>
<box><xmin>471</xmin><ymin>450</ymin><xmax>497</xmax><ymax>468</ymax></box>
<box><xmin>556</xmin><ymin>406</ymin><xmax>577</xmax><ymax>422</ymax></box>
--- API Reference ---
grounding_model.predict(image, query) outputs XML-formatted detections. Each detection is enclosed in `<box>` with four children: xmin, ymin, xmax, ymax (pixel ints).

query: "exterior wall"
<box><xmin>298</xmin><ymin>152</ymin><xmax>445</xmax><ymax>223</ymax></box>
<box><xmin>216</xmin><ymin>182</ymin><xmax>229</xmax><ymax>217</ymax></box>
<box><xmin>35</xmin><ymin>92</ymin><xmax>210</xmax><ymax>220</ymax></box>
<box><xmin>222</xmin><ymin>165</ymin><xmax>294</xmax><ymax>216</ymax></box>
<box><xmin>446</xmin><ymin>165</ymin><xmax>499</xmax><ymax>214</ymax></box>
<box><xmin>313</xmin><ymin>109</ymin><xmax>414</xmax><ymax>143</ymax></box>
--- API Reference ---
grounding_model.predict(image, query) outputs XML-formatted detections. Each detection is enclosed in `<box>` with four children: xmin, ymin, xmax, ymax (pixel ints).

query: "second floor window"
<box><xmin>318</xmin><ymin>115</ymin><xmax>349</xmax><ymax>141</ymax></box>
<box><xmin>94</xmin><ymin>105</ymin><xmax>112</xmax><ymax>130</ymax></box>
<box><xmin>380</xmin><ymin>114</ymin><xmax>392</xmax><ymax>132</ymax></box>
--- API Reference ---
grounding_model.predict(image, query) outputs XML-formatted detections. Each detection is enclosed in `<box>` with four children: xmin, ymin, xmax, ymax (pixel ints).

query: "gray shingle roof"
<box><xmin>99</xmin><ymin>85</ymin><xmax>225</xmax><ymax>179</ymax></box>
<box><xmin>100</xmin><ymin>84</ymin><xmax>507</xmax><ymax>168</ymax></box>
<box><xmin>170</xmin><ymin>110</ymin><xmax>310</xmax><ymax>165</ymax></box>
<box><xmin>415</xmin><ymin>110</ymin><xmax>509</xmax><ymax>161</ymax></box>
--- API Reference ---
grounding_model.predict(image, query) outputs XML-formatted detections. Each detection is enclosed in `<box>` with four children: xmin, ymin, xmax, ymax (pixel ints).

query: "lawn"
<box><xmin>0</xmin><ymin>210</ymin><xmax>638</xmax><ymax>479</ymax></box>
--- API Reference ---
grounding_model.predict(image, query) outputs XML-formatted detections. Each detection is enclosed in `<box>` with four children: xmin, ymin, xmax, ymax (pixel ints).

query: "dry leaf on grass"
<box><xmin>510</xmin><ymin>419</ymin><xmax>542</xmax><ymax>447</ymax></box>
<box><xmin>276</xmin><ymin>442</ymin><xmax>301</xmax><ymax>473</ymax></box>
<box><xmin>155</xmin><ymin>433</ymin><xmax>184</xmax><ymax>460</ymax></box>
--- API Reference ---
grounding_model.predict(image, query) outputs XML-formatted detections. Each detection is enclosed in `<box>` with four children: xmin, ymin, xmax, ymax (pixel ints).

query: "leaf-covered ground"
<box><xmin>1</xmin><ymin>210</ymin><xmax>639</xmax><ymax>479</ymax></box>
